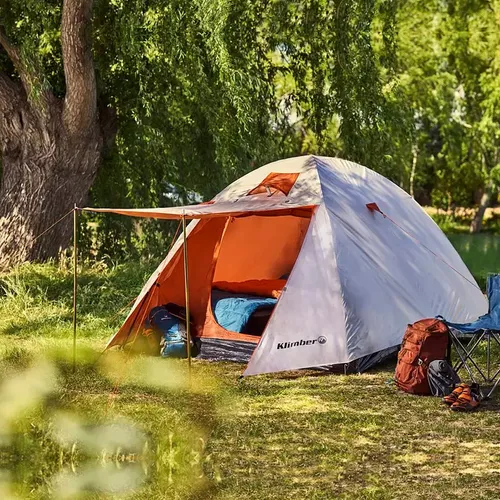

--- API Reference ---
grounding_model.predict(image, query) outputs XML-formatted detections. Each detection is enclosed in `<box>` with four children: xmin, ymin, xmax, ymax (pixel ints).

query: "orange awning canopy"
<box><xmin>82</xmin><ymin>200</ymin><xmax>317</xmax><ymax>220</ymax></box>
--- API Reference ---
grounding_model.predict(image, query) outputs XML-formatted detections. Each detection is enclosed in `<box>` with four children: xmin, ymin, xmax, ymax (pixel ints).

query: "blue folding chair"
<box><xmin>444</xmin><ymin>274</ymin><xmax>500</xmax><ymax>398</ymax></box>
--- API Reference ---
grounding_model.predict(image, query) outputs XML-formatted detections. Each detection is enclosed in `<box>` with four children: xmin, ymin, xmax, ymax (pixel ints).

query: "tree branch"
<box><xmin>98</xmin><ymin>100</ymin><xmax>118</xmax><ymax>153</ymax></box>
<box><xmin>61</xmin><ymin>0</ymin><xmax>97</xmax><ymax>136</ymax></box>
<box><xmin>0</xmin><ymin>26</ymin><xmax>21</xmax><ymax>69</ymax></box>
<box><xmin>0</xmin><ymin>25</ymin><xmax>34</xmax><ymax>97</ymax></box>
<box><xmin>0</xmin><ymin>71</ymin><xmax>27</xmax><ymax>169</ymax></box>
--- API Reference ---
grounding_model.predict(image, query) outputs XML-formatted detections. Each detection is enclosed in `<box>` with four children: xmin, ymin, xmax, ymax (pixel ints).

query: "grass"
<box><xmin>1</xmin><ymin>253</ymin><xmax>500</xmax><ymax>499</ymax></box>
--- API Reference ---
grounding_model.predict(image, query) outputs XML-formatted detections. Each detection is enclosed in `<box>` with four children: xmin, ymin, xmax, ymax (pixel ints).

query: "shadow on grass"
<box><xmin>261</xmin><ymin>354</ymin><xmax>398</xmax><ymax>382</ymax></box>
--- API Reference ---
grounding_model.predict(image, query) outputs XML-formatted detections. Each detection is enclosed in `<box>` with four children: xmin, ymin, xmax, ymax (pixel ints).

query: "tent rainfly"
<box><xmin>85</xmin><ymin>155</ymin><xmax>487</xmax><ymax>376</ymax></box>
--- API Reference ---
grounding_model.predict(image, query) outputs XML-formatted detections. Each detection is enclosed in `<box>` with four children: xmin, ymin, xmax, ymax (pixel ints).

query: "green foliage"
<box><xmin>4</xmin><ymin>0</ymin><xmax>500</xmax><ymax>255</ymax></box>
<box><xmin>1</xmin><ymin>0</ymin><xmax>412</xmax><ymax>258</ymax></box>
<box><xmin>0</xmin><ymin>345</ymin><xmax>222</xmax><ymax>498</ymax></box>
<box><xmin>397</xmin><ymin>0</ymin><xmax>500</xmax><ymax>209</ymax></box>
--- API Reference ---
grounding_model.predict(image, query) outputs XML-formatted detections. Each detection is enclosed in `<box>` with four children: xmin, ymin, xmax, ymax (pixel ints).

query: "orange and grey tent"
<box><xmin>86</xmin><ymin>155</ymin><xmax>487</xmax><ymax>376</ymax></box>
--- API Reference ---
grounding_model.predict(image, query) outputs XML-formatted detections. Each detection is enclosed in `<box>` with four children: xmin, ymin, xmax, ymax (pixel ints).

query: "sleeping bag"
<box><xmin>211</xmin><ymin>289</ymin><xmax>277</xmax><ymax>333</ymax></box>
<box><xmin>147</xmin><ymin>306</ymin><xmax>189</xmax><ymax>358</ymax></box>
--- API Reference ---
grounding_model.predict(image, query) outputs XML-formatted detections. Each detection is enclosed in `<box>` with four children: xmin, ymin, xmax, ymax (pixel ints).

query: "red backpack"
<box><xmin>394</xmin><ymin>318</ymin><xmax>450</xmax><ymax>395</ymax></box>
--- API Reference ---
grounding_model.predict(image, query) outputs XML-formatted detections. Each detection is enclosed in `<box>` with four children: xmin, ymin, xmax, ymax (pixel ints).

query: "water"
<box><xmin>447</xmin><ymin>233</ymin><xmax>500</xmax><ymax>286</ymax></box>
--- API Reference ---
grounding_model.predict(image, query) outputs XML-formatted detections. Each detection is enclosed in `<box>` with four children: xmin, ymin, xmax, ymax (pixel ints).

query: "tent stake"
<box><xmin>72</xmin><ymin>205</ymin><xmax>78</xmax><ymax>373</ymax></box>
<box><xmin>182</xmin><ymin>214</ymin><xmax>192</xmax><ymax>382</ymax></box>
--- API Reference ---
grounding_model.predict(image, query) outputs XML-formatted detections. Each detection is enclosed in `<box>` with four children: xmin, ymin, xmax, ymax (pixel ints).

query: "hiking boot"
<box><xmin>442</xmin><ymin>383</ymin><xmax>468</xmax><ymax>405</ymax></box>
<box><xmin>450</xmin><ymin>386</ymin><xmax>480</xmax><ymax>412</ymax></box>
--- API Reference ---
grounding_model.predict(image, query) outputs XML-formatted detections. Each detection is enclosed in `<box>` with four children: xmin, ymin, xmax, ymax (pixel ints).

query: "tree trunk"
<box><xmin>0</xmin><ymin>0</ymin><xmax>115</xmax><ymax>271</ymax></box>
<box><xmin>409</xmin><ymin>144</ymin><xmax>418</xmax><ymax>198</ymax></box>
<box><xmin>469</xmin><ymin>179</ymin><xmax>494</xmax><ymax>234</ymax></box>
<box><xmin>0</xmin><ymin>101</ymin><xmax>102</xmax><ymax>269</ymax></box>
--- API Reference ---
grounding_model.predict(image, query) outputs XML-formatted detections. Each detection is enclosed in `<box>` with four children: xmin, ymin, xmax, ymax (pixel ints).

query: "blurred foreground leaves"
<box><xmin>0</xmin><ymin>346</ymin><xmax>222</xmax><ymax>499</ymax></box>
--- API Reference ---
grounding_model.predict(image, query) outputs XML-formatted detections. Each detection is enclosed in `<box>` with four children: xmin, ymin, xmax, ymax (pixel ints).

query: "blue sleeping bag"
<box><xmin>147</xmin><ymin>306</ymin><xmax>187</xmax><ymax>358</ymax></box>
<box><xmin>211</xmin><ymin>289</ymin><xmax>277</xmax><ymax>333</ymax></box>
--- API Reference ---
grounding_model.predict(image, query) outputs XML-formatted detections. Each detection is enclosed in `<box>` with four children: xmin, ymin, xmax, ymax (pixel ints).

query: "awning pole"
<box><xmin>182</xmin><ymin>214</ymin><xmax>192</xmax><ymax>381</ymax></box>
<box><xmin>72</xmin><ymin>204</ymin><xmax>78</xmax><ymax>373</ymax></box>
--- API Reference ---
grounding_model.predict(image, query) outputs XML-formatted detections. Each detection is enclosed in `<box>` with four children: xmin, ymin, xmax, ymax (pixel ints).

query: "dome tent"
<box><xmin>87</xmin><ymin>155</ymin><xmax>487</xmax><ymax>376</ymax></box>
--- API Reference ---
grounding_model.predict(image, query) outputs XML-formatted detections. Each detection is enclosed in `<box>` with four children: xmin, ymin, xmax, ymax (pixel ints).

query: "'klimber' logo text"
<box><xmin>277</xmin><ymin>336</ymin><xmax>327</xmax><ymax>349</ymax></box>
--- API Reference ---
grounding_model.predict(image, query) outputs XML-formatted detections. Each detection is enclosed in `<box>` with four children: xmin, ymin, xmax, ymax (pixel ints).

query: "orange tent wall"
<box><xmin>114</xmin><ymin>212</ymin><xmax>312</xmax><ymax>347</ymax></box>
<box><xmin>109</xmin><ymin>218</ymin><xmax>226</xmax><ymax>347</ymax></box>
<box><xmin>213</xmin><ymin>215</ymin><xmax>311</xmax><ymax>283</ymax></box>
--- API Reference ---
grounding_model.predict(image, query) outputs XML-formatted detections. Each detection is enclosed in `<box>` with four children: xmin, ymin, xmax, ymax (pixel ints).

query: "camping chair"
<box><xmin>444</xmin><ymin>274</ymin><xmax>500</xmax><ymax>399</ymax></box>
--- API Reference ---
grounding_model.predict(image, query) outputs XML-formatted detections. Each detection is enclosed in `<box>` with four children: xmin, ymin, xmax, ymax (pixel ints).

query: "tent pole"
<box><xmin>182</xmin><ymin>214</ymin><xmax>192</xmax><ymax>381</ymax></box>
<box><xmin>72</xmin><ymin>204</ymin><xmax>78</xmax><ymax>373</ymax></box>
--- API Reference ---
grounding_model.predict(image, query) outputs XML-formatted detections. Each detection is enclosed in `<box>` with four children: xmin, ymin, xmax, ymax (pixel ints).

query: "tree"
<box><xmin>0</xmin><ymin>0</ymin><xmax>116</xmax><ymax>270</ymax></box>
<box><xmin>1</xmin><ymin>0</ymin><xmax>402</xmax><ymax>266</ymax></box>
<box><xmin>396</xmin><ymin>0</ymin><xmax>500</xmax><ymax>227</ymax></box>
<box><xmin>462</xmin><ymin>0</ymin><xmax>500</xmax><ymax>232</ymax></box>
<box><xmin>441</xmin><ymin>0</ymin><xmax>500</xmax><ymax>232</ymax></box>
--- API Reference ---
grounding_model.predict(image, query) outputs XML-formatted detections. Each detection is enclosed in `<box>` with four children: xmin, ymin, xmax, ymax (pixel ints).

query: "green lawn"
<box><xmin>1</xmin><ymin>256</ymin><xmax>500</xmax><ymax>499</ymax></box>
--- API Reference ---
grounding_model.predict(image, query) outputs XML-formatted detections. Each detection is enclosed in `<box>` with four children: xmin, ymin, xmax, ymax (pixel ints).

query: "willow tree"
<box><xmin>0</xmin><ymin>0</ymin><xmax>117</xmax><ymax>269</ymax></box>
<box><xmin>0</xmin><ymin>0</ymin><xmax>402</xmax><ymax>268</ymax></box>
<box><xmin>0</xmin><ymin>0</ymin><xmax>277</xmax><ymax>268</ymax></box>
